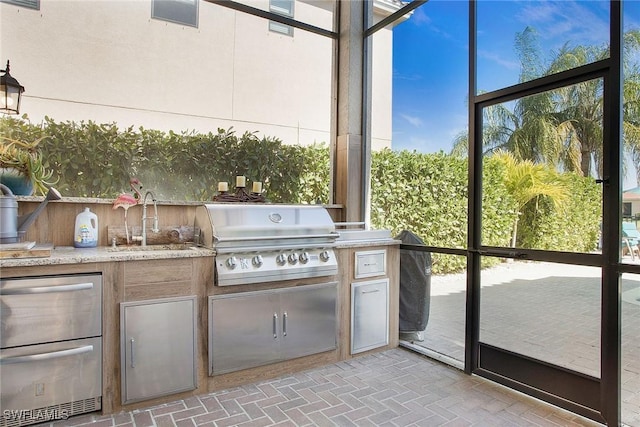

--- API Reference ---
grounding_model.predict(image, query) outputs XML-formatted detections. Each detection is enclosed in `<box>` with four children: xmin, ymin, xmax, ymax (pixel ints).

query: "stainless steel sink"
<box><xmin>107</xmin><ymin>243</ymin><xmax>196</xmax><ymax>252</ymax></box>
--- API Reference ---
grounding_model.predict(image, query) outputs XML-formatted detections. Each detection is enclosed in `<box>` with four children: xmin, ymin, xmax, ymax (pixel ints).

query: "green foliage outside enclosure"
<box><xmin>0</xmin><ymin>116</ymin><xmax>602</xmax><ymax>274</ymax></box>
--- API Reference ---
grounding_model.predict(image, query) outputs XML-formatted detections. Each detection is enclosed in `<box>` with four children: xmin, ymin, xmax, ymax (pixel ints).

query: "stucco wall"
<box><xmin>1</xmin><ymin>0</ymin><xmax>395</xmax><ymax>149</ymax></box>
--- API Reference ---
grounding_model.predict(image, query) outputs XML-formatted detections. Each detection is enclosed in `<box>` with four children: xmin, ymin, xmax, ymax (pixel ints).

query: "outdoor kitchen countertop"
<box><xmin>0</xmin><ymin>236</ymin><xmax>399</xmax><ymax>268</ymax></box>
<box><xmin>0</xmin><ymin>245</ymin><xmax>216</xmax><ymax>268</ymax></box>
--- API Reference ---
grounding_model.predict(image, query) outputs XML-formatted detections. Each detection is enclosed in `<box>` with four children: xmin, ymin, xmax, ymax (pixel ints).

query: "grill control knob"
<box><xmin>299</xmin><ymin>252</ymin><xmax>310</xmax><ymax>264</ymax></box>
<box><xmin>252</xmin><ymin>255</ymin><xmax>263</xmax><ymax>267</ymax></box>
<box><xmin>276</xmin><ymin>254</ymin><xmax>287</xmax><ymax>266</ymax></box>
<box><xmin>226</xmin><ymin>256</ymin><xmax>238</xmax><ymax>269</ymax></box>
<box><xmin>288</xmin><ymin>253</ymin><xmax>298</xmax><ymax>265</ymax></box>
<box><xmin>319</xmin><ymin>250</ymin><xmax>331</xmax><ymax>262</ymax></box>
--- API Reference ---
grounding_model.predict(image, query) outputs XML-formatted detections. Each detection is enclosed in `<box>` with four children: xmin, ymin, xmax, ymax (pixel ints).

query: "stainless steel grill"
<box><xmin>194</xmin><ymin>204</ymin><xmax>339</xmax><ymax>286</ymax></box>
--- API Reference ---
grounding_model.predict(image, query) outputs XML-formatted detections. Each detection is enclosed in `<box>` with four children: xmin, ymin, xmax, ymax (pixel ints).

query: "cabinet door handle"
<box><xmin>0</xmin><ymin>345</ymin><xmax>93</xmax><ymax>365</ymax></box>
<box><xmin>0</xmin><ymin>282</ymin><xmax>93</xmax><ymax>295</ymax></box>
<box><xmin>283</xmin><ymin>311</ymin><xmax>288</xmax><ymax>336</ymax></box>
<box><xmin>130</xmin><ymin>338</ymin><xmax>135</xmax><ymax>368</ymax></box>
<box><xmin>362</xmin><ymin>289</ymin><xmax>380</xmax><ymax>294</ymax></box>
<box><xmin>273</xmin><ymin>313</ymin><xmax>278</xmax><ymax>339</ymax></box>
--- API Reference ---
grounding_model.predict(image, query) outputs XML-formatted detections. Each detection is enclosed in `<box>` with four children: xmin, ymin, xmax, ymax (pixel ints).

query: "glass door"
<box><xmin>474</xmin><ymin>78</ymin><xmax>606</xmax><ymax>420</ymax></box>
<box><xmin>470</xmin><ymin>1</ymin><xmax>622</xmax><ymax>422</ymax></box>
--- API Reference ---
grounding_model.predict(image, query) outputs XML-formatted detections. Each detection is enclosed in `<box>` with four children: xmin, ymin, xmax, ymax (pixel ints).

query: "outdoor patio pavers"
<box><xmin>409</xmin><ymin>260</ymin><xmax>640</xmax><ymax>426</ymax></box>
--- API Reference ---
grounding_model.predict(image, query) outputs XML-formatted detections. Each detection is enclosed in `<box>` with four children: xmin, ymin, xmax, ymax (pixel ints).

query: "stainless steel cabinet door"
<box><xmin>209</xmin><ymin>291</ymin><xmax>281</xmax><ymax>374</ymax></box>
<box><xmin>280</xmin><ymin>282</ymin><xmax>337</xmax><ymax>360</ymax></box>
<box><xmin>351</xmin><ymin>279</ymin><xmax>389</xmax><ymax>354</ymax></box>
<box><xmin>1</xmin><ymin>274</ymin><xmax>102</xmax><ymax>348</ymax></box>
<box><xmin>121</xmin><ymin>296</ymin><xmax>197</xmax><ymax>404</ymax></box>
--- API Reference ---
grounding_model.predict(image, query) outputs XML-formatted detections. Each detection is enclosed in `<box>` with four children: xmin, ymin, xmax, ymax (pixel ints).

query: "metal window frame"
<box><xmin>0</xmin><ymin>0</ymin><xmax>39</xmax><ymax>9</ymax></box>
<box><xmin>151</xmin><ymin>0</ymin><xmax>199</xmax><ymax>28</ymax></box>
<box><xmin>269</xmin><ymin>0</ymin><xmax>294</xmax><ymax>36</ymax></box>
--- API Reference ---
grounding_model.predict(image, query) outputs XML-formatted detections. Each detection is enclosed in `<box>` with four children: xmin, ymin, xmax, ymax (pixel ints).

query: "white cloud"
<box><xmin>516</xmin><ymin>1</ymin><xmax>608</xmax><ymax>47</ymax></box>
<box><xmin>477</xmin><ymin>49</ymin><xmax>520</xmax><ymax>70</ymax></box>
<box><xmin>400</xmin><ymin>113</ymin><xmax>424</xmax><ymax>128</ymax></box>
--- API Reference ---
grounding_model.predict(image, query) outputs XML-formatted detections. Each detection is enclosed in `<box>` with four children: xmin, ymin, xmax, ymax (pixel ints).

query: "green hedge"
<box><xmin>369</xmin><ymin>149</ymin><xmax>517</xmax><ymax>273</ymax></box>
<box><xmin>0</xmin><ymin>116</ymin><xmax>601</xmax><ymax>274</ymax></box>
<box><xmin>1</xmin><ymin>116</ymin><xmax>325</xmax><ymax>203</ymax></box>
<box><xmin>518</xmin><ymin>172</ymin><xmax>602</xmax><ymax>252</ymax></box>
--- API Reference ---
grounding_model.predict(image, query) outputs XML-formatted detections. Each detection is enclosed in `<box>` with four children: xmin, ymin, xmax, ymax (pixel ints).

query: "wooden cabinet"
<box><xmin>120</xmin><ymin>296</ymin><xmax>197</xmax><ymax>404</ymax></box>
<box><xmin>209</xmin><ymin>282</ymin><xmax>337</xmax><ymax>374</ymax></box>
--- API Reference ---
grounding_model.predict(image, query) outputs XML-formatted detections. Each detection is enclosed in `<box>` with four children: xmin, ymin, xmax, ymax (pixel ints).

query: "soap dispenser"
<box><xmin>74</xmin><ymin>207</ymin><xmax>98</xmax><ymax>248</ymax></box>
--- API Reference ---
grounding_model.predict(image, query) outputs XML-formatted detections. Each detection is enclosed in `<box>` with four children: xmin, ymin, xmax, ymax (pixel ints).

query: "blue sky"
<box><xmin>391</xmin><ymin>0</ymin><xmax>640</xmax><ymax>158</ymax></box>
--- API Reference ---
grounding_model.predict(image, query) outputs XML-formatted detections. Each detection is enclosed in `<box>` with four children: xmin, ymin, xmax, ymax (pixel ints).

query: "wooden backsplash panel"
<box><xmin>16</xmin><ymin>198</ymin><xmax>343</xmax><ymax>247</ymax></box>
<box><xmin>17</xmin><ymin>200</ymin><xmax>198</xmax><ymax>247</ymax></box>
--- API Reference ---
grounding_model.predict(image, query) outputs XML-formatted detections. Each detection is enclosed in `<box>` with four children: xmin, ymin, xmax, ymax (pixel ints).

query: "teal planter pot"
<box><xmin>0</xmin><ymin>168</ymin><xmax>34</xmax><ymax>195</ymax></box>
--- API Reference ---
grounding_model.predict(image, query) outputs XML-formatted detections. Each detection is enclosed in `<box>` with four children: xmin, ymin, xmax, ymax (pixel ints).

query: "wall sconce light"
<box><xmin>1</xmin><ymin>60</ymin><xmax>25</xmax><ymax>115</ymax></box>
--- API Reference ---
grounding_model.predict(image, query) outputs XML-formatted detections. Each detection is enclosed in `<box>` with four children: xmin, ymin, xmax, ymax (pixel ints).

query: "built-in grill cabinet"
<box><xmin>209</xmin><ymin>282</ymin><xmax>337</xmax><ymax>374</ymax></box>
<box><xmin>195</xmin><ymin>204</ymin><xmax>340</xmax><ymax>375</ymax></box>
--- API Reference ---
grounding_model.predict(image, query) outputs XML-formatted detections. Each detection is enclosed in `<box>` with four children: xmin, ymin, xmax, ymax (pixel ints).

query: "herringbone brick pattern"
<box><xmin>39</xmin><ymin>348</ymin><xmax>601</xmax><ymax>427</ymax></box>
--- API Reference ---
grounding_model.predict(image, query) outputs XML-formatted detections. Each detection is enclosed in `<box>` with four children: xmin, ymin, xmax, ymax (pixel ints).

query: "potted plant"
<box><xmin>0</xmin><ymin>135</ymin><xmax>56</xmax><ymax>195</ymax></box>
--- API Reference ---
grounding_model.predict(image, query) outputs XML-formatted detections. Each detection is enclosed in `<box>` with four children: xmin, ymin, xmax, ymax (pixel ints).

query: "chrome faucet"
<box><xmin>141</xmin><ymin>191</ymin><xmax>159</xmax><ymax>246</ymax></box>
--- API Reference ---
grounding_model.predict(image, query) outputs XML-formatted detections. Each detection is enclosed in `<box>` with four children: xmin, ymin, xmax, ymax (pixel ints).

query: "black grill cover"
<box><xmin>396</xmin><ymin>230</ymin><xmax>432</xmax><ymax>332</ymax></box>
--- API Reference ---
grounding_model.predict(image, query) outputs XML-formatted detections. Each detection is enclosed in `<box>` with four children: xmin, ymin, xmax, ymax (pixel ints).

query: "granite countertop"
<box><xmin>0</xmin><ymin>236</ymin><xmax>399</xmax><ymax>269</ymax></box>
<box><xmin>0</xmin><ymin>245</ymin><xmax>216</xmax><ymax>268</ymax></box>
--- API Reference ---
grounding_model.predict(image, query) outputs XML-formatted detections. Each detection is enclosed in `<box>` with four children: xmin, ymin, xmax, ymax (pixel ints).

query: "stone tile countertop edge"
<box><xmin>0</xmin><ymin>246</ymin><xmax>216</xmax><ymax>268</ymax></box>
<box><xmin>334</xmin><ymin>238</ymin><xmax>401</xmax><ymax>249</ymax></box>
<box><xmin>1</xmin><ymin>239</ymin><xmax>399</xmax><ymax>268</ymax></box>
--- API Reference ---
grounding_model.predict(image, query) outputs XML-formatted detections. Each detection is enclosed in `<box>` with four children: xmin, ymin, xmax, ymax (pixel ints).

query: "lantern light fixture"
<box><xmin>1</xmin><ymin>60</ymin><xmax>25</xmax><ymax>115</ymax></box>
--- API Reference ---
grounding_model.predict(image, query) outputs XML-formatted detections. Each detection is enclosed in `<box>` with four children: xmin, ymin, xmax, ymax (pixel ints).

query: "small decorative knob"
<box><xmin>288</xmin><ymin>253</ymin><xmax>298</xmax><ymax>265</ymax></box>
<box><xmin>319</xmin><ymin>251</ymin><xmax>331</xmax><ymax>262</ymax></box>
<box><xmin>252</xmin><ymin>255</ymin><xmax>263</xmax><ymax>267</ymax></box>
<box><xmin>276</xmin><ymin>254</ymin><xmax>287</xmax><ymax>266</ymax></box>
<box><xmin>299</xmin><ymin>252</ymin><xmax>310</xmax><ymax>264</ymax></box>
<box><xmin>226</xmin><ymin>256</ymin><xmax>238</xmax><ymax>269</ymax></box>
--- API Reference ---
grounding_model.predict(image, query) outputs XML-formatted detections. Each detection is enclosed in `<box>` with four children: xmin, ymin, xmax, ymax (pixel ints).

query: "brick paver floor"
<box><xmin>406</xmin><ymin>260</ymin><xmax>640</xmax><ymax>427</ymax></box>
<box><xmin>36</xmin><ymin>348</ymin><xmax>600</xmax><ymax>427</ymax></box>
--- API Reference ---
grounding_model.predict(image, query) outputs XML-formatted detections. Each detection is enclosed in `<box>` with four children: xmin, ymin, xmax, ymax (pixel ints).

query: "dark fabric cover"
<box><xmin>396</xmin><ymin>230</ymin><xmax>432</xmax><ymax>332</ymax></box>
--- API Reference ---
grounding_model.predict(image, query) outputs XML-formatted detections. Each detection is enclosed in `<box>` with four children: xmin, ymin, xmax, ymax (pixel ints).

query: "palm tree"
<box><xmin>453</xmin><ymin>27</ymin><xmax>640</xmax><ymax>185</ymax></box>
<box><xmin>494</xmin><ymin>151</ymin><xmax>569</xmax><ymax>247</ymax></box>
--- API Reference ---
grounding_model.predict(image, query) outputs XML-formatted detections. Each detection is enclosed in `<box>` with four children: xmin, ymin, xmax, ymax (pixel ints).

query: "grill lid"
<box><xmin>194</xmin><ymin>204</ymin><xmax>338</xmax><ymax>250</ymax></box>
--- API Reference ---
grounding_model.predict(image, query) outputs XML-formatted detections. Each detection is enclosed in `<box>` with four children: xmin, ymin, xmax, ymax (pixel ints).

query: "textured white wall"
<box><xmin>1</xmin><ymin>0</ymin><xmax>394</xmax><ymax>148</ymax></box>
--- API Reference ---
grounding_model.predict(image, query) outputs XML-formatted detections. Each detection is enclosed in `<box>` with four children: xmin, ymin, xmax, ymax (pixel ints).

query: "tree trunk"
<box><xmin>580</xmin><ymin>150</ymin><xmax>591</xmax><ymax>177</ymax></box>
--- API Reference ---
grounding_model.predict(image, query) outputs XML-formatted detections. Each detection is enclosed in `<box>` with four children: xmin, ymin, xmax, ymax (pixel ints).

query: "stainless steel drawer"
<box><xmin>0</xmin><ymin>337</ymin><xmax>102</xmax><ymax>412</ymax></box>
<box><xmin>354</xmin><ymin>249</ymin><xmax>386</xmax><ymax>279</ymax></box>
<box><xmin>0</xmin><ymin>274</ymin><xmax>102</xmax><ymax>348</ymax></box>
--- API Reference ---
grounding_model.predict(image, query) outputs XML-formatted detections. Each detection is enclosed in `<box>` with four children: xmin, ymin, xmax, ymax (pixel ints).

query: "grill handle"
<box><xmin>214</xmin><ymin>233</ymin><xmax>339</xmax><ymax>243</ymax></box>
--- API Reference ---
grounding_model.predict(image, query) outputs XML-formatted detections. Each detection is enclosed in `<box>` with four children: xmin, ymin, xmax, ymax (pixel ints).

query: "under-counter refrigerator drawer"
<box><xmin>0</xmin><ymin>274</ymin><xmax>102</xmax><ymax>348</ymax></box>
<box><xmin>0</xmin><ymin>337</ymin><xmax>102</xmax><ymax>413</ymax></box>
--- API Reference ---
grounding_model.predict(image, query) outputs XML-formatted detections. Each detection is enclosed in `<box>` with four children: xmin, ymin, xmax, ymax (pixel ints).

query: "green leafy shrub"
<box><xmin>518</xmin><ymin>172</ymin><xmax>601</xmax><ymax>252</ymax></box>
<box><xmin>0</xmin><ymin>115</ymin><xmax>601</xmax><ymax>274</ymax></box>
<box><xmin>369</xmin><ymin>149</ymin><xmax>518</xmax><ymax>274</ymax></box>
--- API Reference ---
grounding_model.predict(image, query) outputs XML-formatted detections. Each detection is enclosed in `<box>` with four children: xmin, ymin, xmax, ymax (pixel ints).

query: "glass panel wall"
<box><xmin>480</xmin><ymin>258</ymin><xmax>602</xmax><ymax>378</ymax></box>
<box><xmin>480</xmin><ymin>81</ymin><xmax>603</xmax><ymax>254</ymax></box>
<box><xmin>622</xmin><ymin>272</ymin><xmax>640</xmax><ymax>426</ymax></box>
<box><xmin>0</xmin><ymin>0</ymin><xmax>334</xmax><ymax>202</ymax></box>
<box><xmin>374</xmin><ymin>0</ymin><xmax>468</xmax><ymax>368</ymax></box>
<box><xmin>476</xmin><ymin>1</ymin><xmax>610</xmax><ymax>94</ymax></box>
<box><xmin>621</xmin><ymin>0</ymin><xmax>640</xmax><ymax>265</ymax></box>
